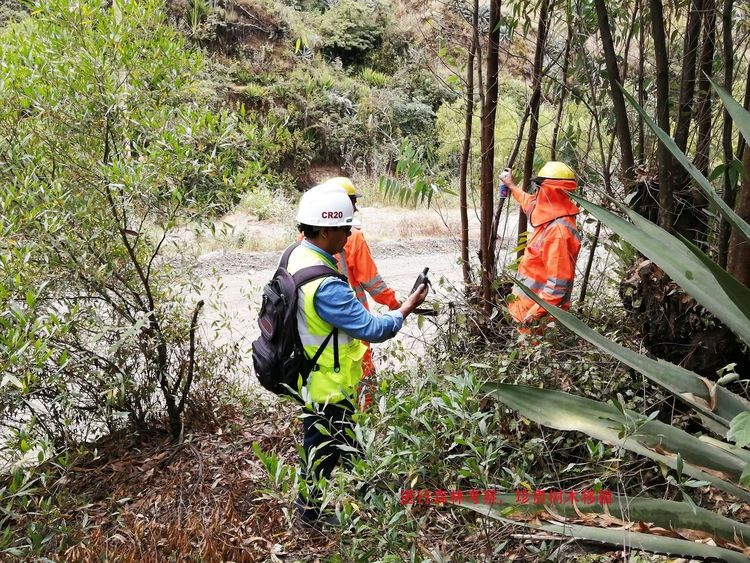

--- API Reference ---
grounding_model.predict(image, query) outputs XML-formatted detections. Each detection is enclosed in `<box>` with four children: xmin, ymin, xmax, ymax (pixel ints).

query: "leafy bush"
<box><xmin>319</xmin><ymin>0</ymin><xmax>391</xmax><ymax>65</ymax></box>
<box><xmin>0</xmin><ymin>0</ymin><xmax>248</xmax><ymax>454</ymax></box>
<box><xmin>467</xmin><ymin>84</ymin><xmax>750</xmax><ymax>561</ymax></box>
<box><xmin>359</xmin><ymin>67</ymin><xmax>391</xmax><ymax>88</ymax></box>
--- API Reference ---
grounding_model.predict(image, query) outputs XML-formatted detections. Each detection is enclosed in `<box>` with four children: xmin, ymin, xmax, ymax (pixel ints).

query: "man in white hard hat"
<box><xmin>290</xmin><ymin>183</ymin><xmax>429</xmax><ymax>526</ymax></box>
<box><xmin>318</xmin><ymin>177</ymin><xmax>400</xmax><ymax>409</ymax></box>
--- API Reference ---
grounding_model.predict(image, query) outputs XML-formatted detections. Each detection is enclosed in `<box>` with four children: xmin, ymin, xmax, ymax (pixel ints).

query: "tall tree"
<box><xmin>479</xmin><ymin>0</ymin><xmax>501</xmax><ymax>308</ymax></box>
<box><xmin>458</xmin><ymin>0</ymin><xmax>479</xmax><ymax>285</ymax></box>
<box><xmin>718</xmin><ymin>0</ymin><xmax>735</xmax><ymax>268</ymax></box>
<box><xmin>637</xmin><ymin>0</ymin><xmax>645</xmax><ymax>162</ymax></box>
<box><xmin>518</xmin><ymin>0</ymin><xmax>551</xmax><ymax>257</ymax></box>
<box><xmin>649</xmin><ymin>0</ymin><xmax>673</xmax><ymax>230</ymax></box>
<box><xmin>551</xmin><ymin>3</ymin><xmax>573</xmax><ymax>160</ymax></box>
<box><xmin>673</xmin><ymin>0</ymin><xmax>704</xmax><ymax>154</ymax></box>
<box><xmin>727</xmin><ymin>148</ymin><xmax>750</xmax><ymax>287</ymax></box>
<box><xmin>593</xmin><ymin>0</ymin><xmax>635</xmax><ymax>187</ymax></box>
<box><xmin>693</xmin><ymin>0</ymin><xmax>717</xmax><ymax>177</ymax></box>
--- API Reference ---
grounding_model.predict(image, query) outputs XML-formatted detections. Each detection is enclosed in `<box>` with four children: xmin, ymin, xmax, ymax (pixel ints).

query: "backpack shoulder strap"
<box><xmin>292</xmin><ymin>264</ymin><xmax>347</xmax><ymax>288</ymax></box>
<box><xmin>278</xmin><ymin>241</ymin><xmax>301</xmax><ymax>269</ymax></box>
<box><xmin>292</xmin><ymin>264</ymin><xmax>347</xmax><ymax>375</ymax></box>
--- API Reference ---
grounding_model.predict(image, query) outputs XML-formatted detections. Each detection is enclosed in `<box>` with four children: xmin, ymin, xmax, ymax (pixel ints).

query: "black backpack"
<box><xmin>251</xmin><ymin>242</ymin><xmax>347</xmax><ymax>399</ymax></box>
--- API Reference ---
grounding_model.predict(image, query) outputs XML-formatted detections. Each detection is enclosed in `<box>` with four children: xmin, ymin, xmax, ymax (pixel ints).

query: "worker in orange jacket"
<box><xmin>321</xmin><ymin>177</ymin><xmax>400</xmax><ymax>404</ymax></box>
<box><xmin>500</xmin><ymin>162</ymin><xmax>581</xmax><ymax>333</ymax></box>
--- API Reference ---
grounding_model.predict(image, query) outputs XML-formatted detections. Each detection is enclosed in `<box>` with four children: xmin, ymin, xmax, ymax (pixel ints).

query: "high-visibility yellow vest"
<box><xmin>287</xmin><ymin>244</ymin><xmax>367</xmax><ymax>404</ymax></box>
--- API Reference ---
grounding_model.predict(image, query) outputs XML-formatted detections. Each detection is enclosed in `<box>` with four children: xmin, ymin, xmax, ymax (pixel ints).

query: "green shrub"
<box><xmin>319</xmin><ymin>0</ymin><xmax>391</xmax><ymax>65</ymax></box>
<box><xmin>238</xmin><ymin>186</ymin><xmax>295</xmax><ymax>221</ymax></box>
<box><xmin>359</xmin><ymin>67</ymin><xmax>391</xmax><ymax>88</ymax></box>
<box><xmin>0</xmin><ymin>0</ymin><xmax>244</xmax><ymax>453</ymax></box>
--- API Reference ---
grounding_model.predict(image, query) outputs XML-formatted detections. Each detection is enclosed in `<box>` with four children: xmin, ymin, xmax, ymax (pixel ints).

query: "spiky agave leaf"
<box><xmin>482</xmin><ymin>384</ymin><xmax>750</xmax><ymax>502</ymax></box>
<box><xmin>455</xmin><ymin>498</ymin><xmax>750</xmax><ymax>563</ymax></box>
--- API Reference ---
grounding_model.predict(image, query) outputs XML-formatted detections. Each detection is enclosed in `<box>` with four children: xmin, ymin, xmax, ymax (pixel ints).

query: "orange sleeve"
<box><xmin>351</xmin><ymin>233</ymin><xmax>400</xmax><ymax>310</ymax></box>
<box><xmin>522</xmin><ymin>230</ymin><xmax>576</xmax><ymax>321</ymax></box>
<box><xmin>511</xmin><ymin>188</ymin><xmax>535</xmax><ymax>216</ymax></box>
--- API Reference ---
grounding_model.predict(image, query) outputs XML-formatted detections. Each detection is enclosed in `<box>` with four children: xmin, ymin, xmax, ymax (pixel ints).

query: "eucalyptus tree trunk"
<box><xmin>593</xmin><ymin>0</ymin><xmax>635</xmax><ymax>188</ymax></box>
<box><xmin>479</xmin><ymin>0</ymin><xmax>501</xmax><ymax>309</ymax></box>
<box><xmin>517</xmin><ymin>0</ymin><xmax>551</xmax><ymax>258</ymax></box>
<box><xmin>637</xmin><ymin>0</ymin><xmax>645</xmax><ymax>163</ymax></box>
<box><xmin>673</xmin><ymin>0</ymin><xmax>704</xmax><ymax>155</ymax></box>
<box><xmin>649</xmin><ymin>0</ymin><xmax>673</xmax><ymax>231</ymax></box>
<box><xmin>458</xmin><ymin>0</ymin><xmax>478</xmax><ymax>286</ymax></box>
<box><xmin>693</xmin><ymin>0</ymin><xmax>717</xmax><ymax>178</ymax></box>
<box><xmin>680</xmin><ymin>0</ymin><xmax>716</xmax><ymax>247</ymax></box>
<box><xmin>551</xmin><ymin>5</ymin><xmax>573</xmax><ymax>160</ymax></box>
<box><xmin>718</xmin><ymin>0</ymin><xmax>735</xmax><ymax>269</ymax></box>
<box><xmin>727</xmin><ymin>149</ymin><xmax>750</xmax><ymax>287</ymax></box>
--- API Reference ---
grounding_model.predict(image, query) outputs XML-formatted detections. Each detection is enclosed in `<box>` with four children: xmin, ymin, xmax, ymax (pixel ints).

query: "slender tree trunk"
<box><xmin>727</xmin><ymin>148</ymin><xmax>750</xmax><ymax>287</ymax></box>
<box><xmin>479</xmin><ymin>0</ymin><xmax>501</xmax><ymax>309</ymax></box>
<box><xmin>593</xmin><ymin>0</ymin><xmax>635</xmax><ymax>187</ymax></box>
<box><xmin>650</xmin><ymin>0</ymin><xmax>673</xmax><ymax>231</ymax></box>
<box><xmin>551</xmin><ymin>7</ymin><xmax>573</xmax><ymax>160</ymax></box>
<box><xmin>738</xmin><ymin>62</ymin><xmax>750</xmax><ymax>160</ymax></box>
<box><xmin>681</xmin><ymin>0</ymin><xmax>716</xmax><ymax>246</ymax></box>
<box><xmin>718</xmin><ymin>0</ymin><xmax>735</xmax><ymax>269</ymax></box>
<box><xmin>518</xmin><ymin>0</ymin><xmax>551</xmax><ymax>257</ymax></box>
<box><xmin>693</xmin><ymin>0</ymin><xmax>717</xmax><ymax>177</ymax></box>
<box><xmin>673</xmin><ymin>0</ymin><xmax>704</xmax><ymax>154</ymax></box>
<box><xmin>489</xmin><ymin>105</ymin><xmax>529</xmax><ymax>272</ymax></box>
<box><xmin>637</xmin><ymin>0</ymin><xmax>645</xmax><ymax>163</ymax></box>
<box><xmin>578</xmin><ymin>221</ymin><xmax>601</xmax><ymax>303</ymax></box>
<box><xmin>459</xmin><ymin>0</ymin><xmax>478</xmax><ymax>286</ymax></box>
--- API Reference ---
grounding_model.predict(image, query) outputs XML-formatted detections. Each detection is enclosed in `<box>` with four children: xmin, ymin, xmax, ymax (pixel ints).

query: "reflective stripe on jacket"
<box><xmin>336</xmin><ymin>229</ymin><xmax>399</xmax><ymax>311</ymax></box>
<box><xmin>287</xmin><ymin>244</ymin><xmax>367</xmax><ymax>404</ymax></box>
<box><xmin>508</xmin><ymin>179</ymin><xmax>581</xmax><ymax>324</ymax></box>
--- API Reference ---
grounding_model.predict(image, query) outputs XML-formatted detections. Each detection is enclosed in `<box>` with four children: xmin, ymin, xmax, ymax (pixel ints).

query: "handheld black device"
<box><xmin>411</xmin><ymin>267</ymin><xmax>431</xmax><ymax>294</ymax></box>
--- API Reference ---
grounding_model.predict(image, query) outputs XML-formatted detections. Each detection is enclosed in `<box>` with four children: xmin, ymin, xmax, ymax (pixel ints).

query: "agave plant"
<box><xmin>453</xmin><ymin>83</ymin><xmax>750</xmax><ymax>560</ymax></box>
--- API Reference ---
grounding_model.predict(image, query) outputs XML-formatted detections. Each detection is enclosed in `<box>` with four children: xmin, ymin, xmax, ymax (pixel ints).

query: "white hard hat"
<box><xmin>296</xmin><ymin>183</ymin><xmax>355</xmax><ymax>227</ymax></box>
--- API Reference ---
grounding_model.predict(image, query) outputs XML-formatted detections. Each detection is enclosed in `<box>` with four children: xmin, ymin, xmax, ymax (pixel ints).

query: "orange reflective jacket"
<box><xmin>336</xmin><ymin>228</ymin><xmax>398</xmax><ymax>394</ymax></box>
<box><xmin>335</xmin><ymin>228</ymin><xmax>400</xmax><ymax>311</ymax></box>
<box><xmin>507</xmin><ymin>178</ymin><xmax>581</xmax><ymax>325</ymax></box>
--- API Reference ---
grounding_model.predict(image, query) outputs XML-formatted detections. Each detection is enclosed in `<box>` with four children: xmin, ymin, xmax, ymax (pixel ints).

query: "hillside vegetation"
<box><xmin>1</xmin><ymin>0</ymin><xmax>749</xmax><ymax>561</ymax></box>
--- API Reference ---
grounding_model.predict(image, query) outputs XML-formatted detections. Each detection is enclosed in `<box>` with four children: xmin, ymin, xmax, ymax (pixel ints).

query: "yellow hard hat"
<box><xmin>536</xmin><ymin>161</ymin><xmax>576</xmax><ymax>180</ymax></box>
<box><xmin>324</xmin><ymin>176</ymin><xmax>359</xmax><ymax>198</ymax></box>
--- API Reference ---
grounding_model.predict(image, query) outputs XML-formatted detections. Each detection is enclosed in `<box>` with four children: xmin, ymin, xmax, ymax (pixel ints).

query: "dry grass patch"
<box><xmin>18</xmin><ymin>404</ymin><xmax>338</xmax><ymax>561</ymax></box>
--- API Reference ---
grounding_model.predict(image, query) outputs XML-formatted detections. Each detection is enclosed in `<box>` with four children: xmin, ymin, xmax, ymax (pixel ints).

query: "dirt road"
<box><xmin>193</xmin><ymin>204</ymin><xmax>509</xmax><ymax>382</ymax></box>
<box><xmin>191</xmin><ymin>204</ymin><xmax>613</xmax><ymax>386</ymax></box>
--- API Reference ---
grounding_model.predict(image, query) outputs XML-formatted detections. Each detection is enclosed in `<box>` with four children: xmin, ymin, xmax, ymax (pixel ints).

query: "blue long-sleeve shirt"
<box><xmin>301</xmin><ymin>241</ymin><xmax>403</xmax><ymax>342</ymax></box>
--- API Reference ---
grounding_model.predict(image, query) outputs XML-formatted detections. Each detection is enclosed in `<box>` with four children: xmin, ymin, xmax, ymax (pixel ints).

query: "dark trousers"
<box><xmin>298</xmin><ymin>400</ymin><xmax>357</xmax><ymax>517</ymax></box>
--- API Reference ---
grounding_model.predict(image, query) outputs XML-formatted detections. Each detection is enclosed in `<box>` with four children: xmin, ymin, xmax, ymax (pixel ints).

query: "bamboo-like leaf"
<box><xmin>621</xmin><ymin>86</ymin><xmax>750</xmax><ymax>242</ymax></box>
<box><xmin>710</xmin><ymin>77</ymin><xmax>750</xmax><ymax>151</ymax></box>
<box><xmin>508</xmin><ymin>276</ymin><xmax>750</xmax><ymax>431</ymax></box>
<box><xmin>482</xmin><ymin>383</ymin><xmax>750</xmax><ymax>502</ymax></box>
<box><xmin>456</xmin><ymin>500</ymin><xmax>750</xmax><ymax>563</ymax></box>
<box><xmin>570</xmin><ymin>195</ymin><xmax>750</xmax><ymax>346</ymax></box>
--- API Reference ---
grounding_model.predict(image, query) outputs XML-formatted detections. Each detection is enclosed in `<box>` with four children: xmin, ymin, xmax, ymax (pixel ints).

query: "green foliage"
<box><xmin>238</xmin><ymin>186</ymin><xmax>294</xmax><ymax>221</ymax></box>
<box><xmin>359</xmin><ymin>67</ymin><xmax>390</xmax><ymax>88</ymax></box>
<box><xmin>378</xmin><ymin>140</ymin><xmax>452</xmax><ymax>206</ymax></box>
<box><xmin>477</xmin><ymin>84</ymin><xmax>750</xmax><ymax>559</ymax></box>
<box><xmin>433</xmin><ymin>75</ymin><xmax>557</xmax><ymax>176</ymax></box>
<box><xmin>0</xmin><ymin>0</ymin><xmax>244</xmax><ymax>453</ymax></box>
<box><xmin>728</xmin><ymin>412</ymin><xmax>750</xmax><ymax>449</ymax></box>
<box><xmin>319</xmin><ymin>0</ymin><xmax>391</xmax><ymax>64</ymax></box>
